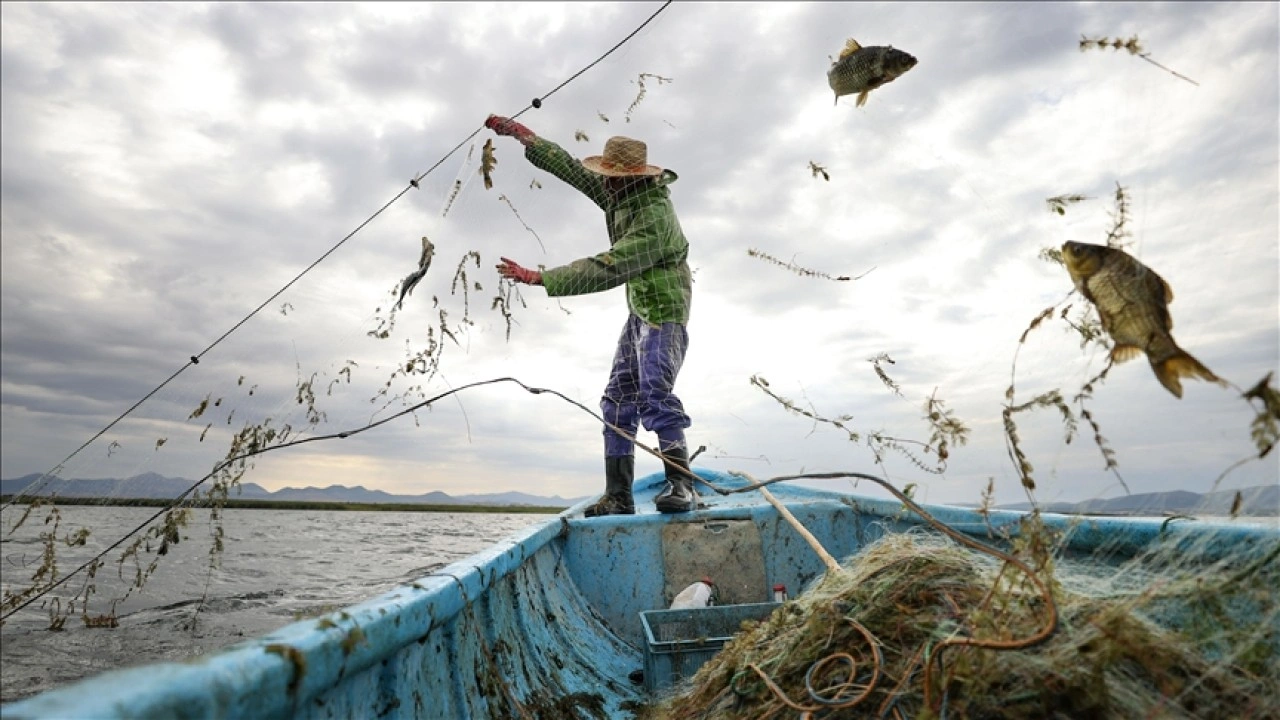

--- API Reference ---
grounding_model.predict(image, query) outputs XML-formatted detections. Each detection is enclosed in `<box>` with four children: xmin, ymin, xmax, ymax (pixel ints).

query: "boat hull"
<box><xmin>4</xmin><ymin>469</ymin><xmax>1276</xmax><ymax>719</ymax></box>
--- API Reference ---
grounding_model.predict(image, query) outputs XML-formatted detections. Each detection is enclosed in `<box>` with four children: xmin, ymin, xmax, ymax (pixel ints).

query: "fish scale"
<box><xmin>1082</xmin><ymin>257</ymin><xmax>1177</xmax><ymax>362</ymax></box>
<box><xmin>1062</xmin><ymin>241</ymin><xmax>1223</xmax><ymax>398</ymax></box>
<box><xmin>827</xmin><ymin>39</ymin><xmax>918</xmax><ymax>107</ymax></box>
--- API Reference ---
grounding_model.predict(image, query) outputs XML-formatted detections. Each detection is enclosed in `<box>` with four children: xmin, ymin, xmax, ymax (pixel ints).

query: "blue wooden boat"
<box><xmin>4</xmin><ymin>468</ymin><xmax>1277</xmax><ymax>719</ymax></box>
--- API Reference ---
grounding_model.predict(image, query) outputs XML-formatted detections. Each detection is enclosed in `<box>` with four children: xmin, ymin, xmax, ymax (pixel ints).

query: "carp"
<box><xmin>827</xmin><ymin>38</ymin><xmax>918</xmax><ymax>107</ymax></box>
<box><xmin>1061</xmin><ymin>241</ymin><xmax>1224</xmax><ymax>398</ymax></box>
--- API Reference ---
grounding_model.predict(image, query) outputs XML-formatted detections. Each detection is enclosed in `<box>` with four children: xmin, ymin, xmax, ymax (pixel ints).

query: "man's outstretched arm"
<box><xmin>485</xmin><ymin>114</ymin><xmax>607</xmax><ymax>209</ymax></box>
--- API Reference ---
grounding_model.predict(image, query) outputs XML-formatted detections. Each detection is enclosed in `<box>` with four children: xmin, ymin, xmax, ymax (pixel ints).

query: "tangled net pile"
<box><xmin>644</xmin><ymin>525</ymin><xmax>1279</xmax><ymax>720</ymax></box>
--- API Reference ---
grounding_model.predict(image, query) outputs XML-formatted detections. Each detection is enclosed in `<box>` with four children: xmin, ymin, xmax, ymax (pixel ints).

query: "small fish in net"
<box><xmin>481</xmin><ymin>139</ymin><xmax>497</xmax><ymax>190</ymax></box>
<box><xmin>395</xmin><ymin>235</ymin><xmax>435</xmax><ymax>310</ymax></box>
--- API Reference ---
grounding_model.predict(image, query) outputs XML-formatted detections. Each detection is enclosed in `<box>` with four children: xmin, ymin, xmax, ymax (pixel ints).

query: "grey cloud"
<box><xmin>202</xmin><ymin>3</ymin><xmax>341</xmax><ymax>104</ymax></box>
<box><xmin>1</xmin><ymin>3</ymin><xmax>1275</xmax><ymax>506</ymax></box>
<box><xmin>45</xmin><ymin>4</ymin><xmax>136</xmax><ymax>62</ymax></box>
<box><xmin>935</xmin><ymin>304</ymin><xmax>974</xmax><ymax>325</ymax></box>
<box><xmin>0</xmin><ymin>46</ymin><xmax>70</xmax><ymax>96</ymax></box>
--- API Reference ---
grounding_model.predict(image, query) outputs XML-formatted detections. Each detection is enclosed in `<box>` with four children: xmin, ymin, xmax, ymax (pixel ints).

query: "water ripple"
<box><xmin>0</xmin><ymin>507</ymin><xmax>544</xmax><ymax>703</ymax></box>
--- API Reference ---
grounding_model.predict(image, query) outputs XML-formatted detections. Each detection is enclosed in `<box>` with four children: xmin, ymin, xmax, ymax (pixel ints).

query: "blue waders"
<box><xmin>585</xmin><ymin>314</ymin><xmax>694</xmax><ymax>516</ymax></box>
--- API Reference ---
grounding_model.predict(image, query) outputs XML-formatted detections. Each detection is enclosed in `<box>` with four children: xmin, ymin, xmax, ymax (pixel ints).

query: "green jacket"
<box><xmin>526</xmin><ymin>138</ymin><xmax>692</xmax><ymax>326</ymax></box>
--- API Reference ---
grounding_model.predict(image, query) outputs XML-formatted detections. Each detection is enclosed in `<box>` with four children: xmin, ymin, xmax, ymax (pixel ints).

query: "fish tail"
<box><xmin>1151</xmin><ymin>349</ymin><xmax>1224</xmax><ymax>399</ymax></box>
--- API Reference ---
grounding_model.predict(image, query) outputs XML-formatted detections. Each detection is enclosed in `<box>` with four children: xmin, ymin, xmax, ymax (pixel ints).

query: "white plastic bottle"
<box><xmin>670</xmin><ymin>578</ymin><xmax>716</xmax><ymax>609</ymax></box>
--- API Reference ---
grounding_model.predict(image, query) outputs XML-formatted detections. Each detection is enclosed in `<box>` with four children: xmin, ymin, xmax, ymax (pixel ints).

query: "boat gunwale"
<box><xmin>4</xmin><ymin>469</ymin><xmax>1275</xmax><ymax>718</ymax></box>
<box><xmin>2</xmin><ymin>510</ymin><xmax>572</xmax><ymax>719</ymax></box>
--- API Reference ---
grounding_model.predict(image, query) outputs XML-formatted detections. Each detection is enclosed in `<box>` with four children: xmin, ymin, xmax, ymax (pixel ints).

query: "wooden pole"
<box><xmin>739</xmin><ymin>472</ymin><xmax>843</xmax><ymax>576</ymax></box>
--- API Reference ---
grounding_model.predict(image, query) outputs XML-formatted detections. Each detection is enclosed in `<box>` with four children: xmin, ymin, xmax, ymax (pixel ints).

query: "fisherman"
<box><xmin>484</xmin><ymin>115</ymin><xmax>695</xmax><ymax>516</ymax></box>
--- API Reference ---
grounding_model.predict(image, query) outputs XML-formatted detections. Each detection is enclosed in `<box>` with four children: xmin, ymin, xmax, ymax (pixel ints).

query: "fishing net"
<box><xmin>0</xmin><ymin>30</ymin><xmax>700</xmax><ymax>699</ymax></box>
<box><xmin>514</xmin><ymin>132</ymin><xmax>695</xmax><ymax>458</ymax></box>
<box><xmin>641</xmin><ymin>521</ymin><xmax>1280</xmax><ymax>720</ymax></box>
<box><xmin>3</xmin><ymin>4</ymin><xmax>1277</xmax><ymax>715</ymax></box>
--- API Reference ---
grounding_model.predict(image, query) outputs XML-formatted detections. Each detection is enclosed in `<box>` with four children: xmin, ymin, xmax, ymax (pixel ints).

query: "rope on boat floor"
<box><xmin>728</xmin><ymin>469</ymin><xmax>1060</xmax><ymax>715</ymax></box>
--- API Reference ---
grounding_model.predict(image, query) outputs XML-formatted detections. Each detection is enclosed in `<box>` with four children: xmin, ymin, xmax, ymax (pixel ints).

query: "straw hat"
<box><xmin>581</xmin><ymin>136</ymin><xmax>664</xmax><ymax>177</ymax></box>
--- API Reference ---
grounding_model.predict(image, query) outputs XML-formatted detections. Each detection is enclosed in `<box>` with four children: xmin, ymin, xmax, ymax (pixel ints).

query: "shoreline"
<box><xmin>0</xmin><ymin>495</ymin><xmax>568</xmax><ymax>514</ymax></box>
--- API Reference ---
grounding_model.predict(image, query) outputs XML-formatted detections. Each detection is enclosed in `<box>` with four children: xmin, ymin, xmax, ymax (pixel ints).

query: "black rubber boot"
<box><xmin>584</xmin><ymin>456</ymin><xmax>635</xmax><ymax>517</ymax></box>
<box><xmin>654</xmin><ymin>446</ymin><xmax>695</xmax><ymax>514</ymax></box>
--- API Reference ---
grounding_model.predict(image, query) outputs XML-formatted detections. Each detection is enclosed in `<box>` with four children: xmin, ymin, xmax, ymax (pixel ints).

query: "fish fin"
<box><xmin>838</xmin><ymin>38</ymin><xmax>862</xmax><ymax>60</ymax></box>
<box><xmin>856</xmin><ymin>90</ymin><xmax>870</xmax><ymax>107</ymax></box>
<box><xmin>1110</xmin><ymin>344</ymin><xmax>1144</xmax><ymax>365</ymax></box>
<box><xmin>1151</xmin><ymin>351</ymin><xmax>1225</xmax><ymax>399</ymax></box>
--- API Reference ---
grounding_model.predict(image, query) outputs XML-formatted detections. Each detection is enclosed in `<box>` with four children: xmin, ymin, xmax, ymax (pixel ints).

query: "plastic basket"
<box><xmin>640</xmin><ymin>602</ymin><xmax>781</xmax><ymax>693</ymax></box>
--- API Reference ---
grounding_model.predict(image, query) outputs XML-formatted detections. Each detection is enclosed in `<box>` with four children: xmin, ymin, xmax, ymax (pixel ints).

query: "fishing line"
<box><xmin>0</xmin><ymin>360</ymin><xmax>1254</xmax><ymax>633</ymax></box>
<box><xmin>0</xmin><ymin>375</ymin><xmax>682</xmax><ymax>621</ymax></box>
<box><xmin>725</xmin><ymin>467</ymin><xmax>1057</xmax><ymax>714</ymax></box>
<box><xmin>849</xmin><ymin>62</ymin><xmax>1174</xmax><ymax>497</ymax></box>
<box><xmin>2</xmin><ymin>0</ymin><xmax>676</xmax><ymax>512</ymax></box>
<box><xmin>409</xmin><ymin>0</ymin><xmax>674</xmax><ymax>182</ymax></box>
<box><xmin>511</xmin><ymin>1</ymin><xmax>674</xmax><ymax>121</ymax></box>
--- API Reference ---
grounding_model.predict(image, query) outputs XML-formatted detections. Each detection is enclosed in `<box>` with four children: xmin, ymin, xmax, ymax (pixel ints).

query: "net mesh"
<box><xmin>511</xmin><ymin>133</ymin><xmax>694</xmax><ymax>457</ymax></box>
<box><xmin>1</xmin><ymin>14</ymin><xmax>1276</xmax><ymax>716</ymax></box>
<box><xmin>642</xmin><ymin>525</ymin><xmax>1280</xmax><ymax>719</ymax></box>
<box><xmin>0</xmin><ymin>88</ymin><xmax>708</xmax><ymax>697</ymax></box>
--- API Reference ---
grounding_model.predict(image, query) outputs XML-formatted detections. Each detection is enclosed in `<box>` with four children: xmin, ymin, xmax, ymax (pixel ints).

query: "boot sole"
<box><xmin>584</xmin><ymin>507</ymin><xmax>635</xmax><ymax>517</ymax></box>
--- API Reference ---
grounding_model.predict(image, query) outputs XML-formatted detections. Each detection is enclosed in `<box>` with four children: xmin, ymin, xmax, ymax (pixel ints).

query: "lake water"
<box><xmin>0</xmin><ymin>505</ymin><xmax>549</xmax><ymax>703</ymax></box>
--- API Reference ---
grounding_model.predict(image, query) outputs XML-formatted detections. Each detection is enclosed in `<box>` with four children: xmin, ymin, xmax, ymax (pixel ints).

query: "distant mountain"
<box><xmin>0</xmin><ymin>473</ymin><xmax>587</xmax><ymax>508</ymax></box>
<box><xmin>999</xmin><ymin>484</ymin><xmax>1279</xmax><ymax>517</ymax></box>
<box><xmin>6</xmin><ymin>473</ymin><xmax>1272</xmax><ymax>516</ymax></box>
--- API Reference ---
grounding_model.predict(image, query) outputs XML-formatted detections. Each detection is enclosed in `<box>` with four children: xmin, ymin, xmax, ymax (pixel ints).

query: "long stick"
<box><xmin>746</xmin><ymin>474</ymin><xmax>843</xmax><ymax>576</ymax></box>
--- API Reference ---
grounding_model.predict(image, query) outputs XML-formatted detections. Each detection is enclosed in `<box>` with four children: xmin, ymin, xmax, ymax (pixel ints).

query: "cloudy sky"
<box><xmin>2</xmin><ymin>1</ymin><xmax>1276</xmax><ymax>510</ymax></box>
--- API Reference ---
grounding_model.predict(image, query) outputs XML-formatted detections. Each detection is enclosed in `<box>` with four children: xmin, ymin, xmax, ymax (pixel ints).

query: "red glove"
<box><xmin>485</xmin><ymin>115</ymin><xmax>536</xmax><ymax>146</ymax></box>
<box><xmin>497</xmin><ymin>257</ymin><xmax>542</xmax><ymax>285</ymax></box>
